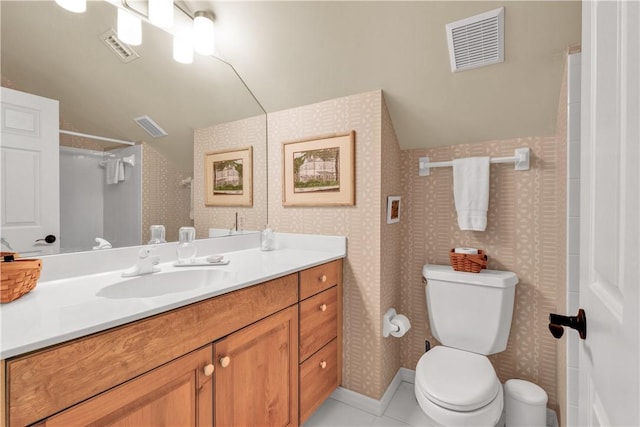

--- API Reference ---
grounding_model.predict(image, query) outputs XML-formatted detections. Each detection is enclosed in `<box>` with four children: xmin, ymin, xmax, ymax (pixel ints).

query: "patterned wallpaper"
<box><xmin>268</xmin><ymin>90</ymin><xmax>398</xmax><ymax>399</ymax></box>
<box><xmin>380</xmin><ymin>97</ymin><xmax>403</xmax><ymax>392</ymax></box>
<box><xmin>399</xmin><ymin>137</ymin><xmax>567</xmax><ymax>409</ymax></box>
<box><xmin>141</xmin><ymin>142</ymin><xmax>193</xmax><ymax>243</ymax></box>
<box><xmin>193</xmin><ymin>115</ymin><xmax>267</xmax><ymax>238</ymax></box>
<box><xmin>190</xmin><ymin>88</ymin><xmax>568</xmax><ymax>409</ymax></box>
<box><xmin>554</xmin><ymin>52</ymin><xmax>570</xmax><ymax>426</ymax></box>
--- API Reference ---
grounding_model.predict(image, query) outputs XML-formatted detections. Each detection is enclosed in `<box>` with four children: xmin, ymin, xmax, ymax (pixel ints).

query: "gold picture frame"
<box><xmin>204</xmin><ymin>146</ymin><xmax>253</xmax><ymax>206</ymax></box>
<box><xmin>282</xmin><ymin>131</ymin><xmax>355</xmax><ymax>206</ymax></box>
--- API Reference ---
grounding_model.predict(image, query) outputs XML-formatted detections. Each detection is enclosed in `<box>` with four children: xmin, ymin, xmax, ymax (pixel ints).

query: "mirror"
<box><xmin>0</xmin><ymin>1</ymin><xmax>266</xmax><ymax>255</ymax></box>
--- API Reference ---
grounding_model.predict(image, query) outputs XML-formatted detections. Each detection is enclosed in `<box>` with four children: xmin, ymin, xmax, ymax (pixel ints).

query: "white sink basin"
<box><xmin>96</xmin><ymin>269</ymin><xmax>234</xmax><ymax>299</ymax></box>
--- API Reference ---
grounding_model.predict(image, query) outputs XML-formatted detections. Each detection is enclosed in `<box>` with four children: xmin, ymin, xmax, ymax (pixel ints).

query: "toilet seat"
<box><xmin>414</xmin><ymin>346</ymin><xmax>504</xmax><ymax>426</ymax></box>
<box><xmin>415</xmin><ymin>380</ymin><xmax>504</xmax><ymax>427</ymax></box>
<box><xmin>415</xmin><ymin>346</ymin><xmax>501</xmax><ymax>411</ymax></box>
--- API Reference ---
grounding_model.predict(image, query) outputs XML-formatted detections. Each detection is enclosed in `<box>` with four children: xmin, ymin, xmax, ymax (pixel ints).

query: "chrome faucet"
<box><xmin>93</xmin><ymin>237</ymin><xmax>112</xmax><ymax>250</ymax></box>
<box><xmin>122</xmin><ymin>247</ymin><xmax>161</xmax><ymax>277</ymax></box>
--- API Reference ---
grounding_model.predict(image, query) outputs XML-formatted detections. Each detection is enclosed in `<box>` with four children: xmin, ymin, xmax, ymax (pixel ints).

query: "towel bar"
<box><xmin>99</xmin><ymin>155</ymin><xmax>135</xmax><ymax>168</ymax></box>
<box><xmin>418</xmin><ymin>147</ymin><xmax>530</xmax><ymax>176</ymax></box>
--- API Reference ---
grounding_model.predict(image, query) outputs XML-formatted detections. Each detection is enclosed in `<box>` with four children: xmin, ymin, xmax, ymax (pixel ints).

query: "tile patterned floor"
<box><xmin>304</xmin><ymin>382</ymin><xmax>430</xmax><ymax>427</ymax></box>
<box><xmin>304</xmin><ymin>380</ymin><xmax>551</xmax><ymax>427</ymax></box>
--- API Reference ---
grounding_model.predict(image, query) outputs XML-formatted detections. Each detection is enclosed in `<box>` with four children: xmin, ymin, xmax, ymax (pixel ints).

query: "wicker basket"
<box><xmin>449</xmin><ymin>249</ymin><xmax>487</xmax><ymax>273</ymax></box>
<box><xmin>1</xmin><ymin>252</ymin><xmax>42</xmax><ymax>303</ymax></box>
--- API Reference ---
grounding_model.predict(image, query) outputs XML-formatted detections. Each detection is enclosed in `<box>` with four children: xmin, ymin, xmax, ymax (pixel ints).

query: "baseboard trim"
<box><xmin>331</xmin><ymin>367</ymin><xmax>559</xmax><ymax>427</ymax></box>
<box><xmin>399</xmin><ymin>367</ymin><xmax>416</xmax><ymax>383</ymax></box>
<box><xmin>330</xmin><ymin>367</ymin><xmax>414</xmax><ymax>416</ymax></box>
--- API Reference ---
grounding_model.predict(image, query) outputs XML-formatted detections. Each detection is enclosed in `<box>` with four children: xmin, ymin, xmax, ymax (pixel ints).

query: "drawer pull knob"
<box><xmin>319</xmin><ymin>303</ymin><xmax>327</xmax><ymax>312</ymax></box>
<box><xmin>220</xmin><ymin>356</ymin><xmax>231</xmax><ymax>368</ymax></box>
<box><xmin>203</xmin><ymin>364</ymin><xmax>215</xmax><ymax>376</ymax></box>
<box><xmin>320</xmin><ymin>274</ymin><xmax>327</xmax><ymax>283</ymax></box>
<box><xmin>320</xmin><ymin>361</ymin><xmax>327</xmax><ymax>369</ymax></box>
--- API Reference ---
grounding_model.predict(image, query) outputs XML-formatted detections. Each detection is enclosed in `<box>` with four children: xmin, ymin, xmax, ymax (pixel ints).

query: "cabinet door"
<box><xmin>42</xmin><ymin>346</ymin><xmax>213</xmax><ymax>427</ymax></box>
<box><xmin>214</xmin><ymin>306</ymin><xmax>298</xmax><ymax>427</ymax></box>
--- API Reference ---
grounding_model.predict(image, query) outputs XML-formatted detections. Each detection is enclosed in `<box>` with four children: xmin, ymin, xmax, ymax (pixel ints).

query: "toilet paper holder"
<box><xmin>382</xmin><ymin>308</ymin><xmax>411</xmax><ymax>338</ymax></box>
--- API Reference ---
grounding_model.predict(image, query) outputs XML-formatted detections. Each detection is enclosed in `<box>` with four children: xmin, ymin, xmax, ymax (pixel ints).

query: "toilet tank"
<box><xmin>423</xmin><ymin>264</ymin><xmax>518</xmax><ymax>355</ymax></box>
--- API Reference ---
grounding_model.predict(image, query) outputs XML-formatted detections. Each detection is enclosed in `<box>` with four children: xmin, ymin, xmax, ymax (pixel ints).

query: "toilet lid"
<box><xmin>415</xmin><ymin>346</ymin><xmax>500</xmax><ymax>412</ymax></box>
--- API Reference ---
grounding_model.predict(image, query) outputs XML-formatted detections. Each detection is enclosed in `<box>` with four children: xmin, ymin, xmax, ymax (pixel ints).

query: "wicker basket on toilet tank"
<box><xmin>449</xmin><ymin>248</ymin><xmax>487</xmax><ymax>273</ymax></box>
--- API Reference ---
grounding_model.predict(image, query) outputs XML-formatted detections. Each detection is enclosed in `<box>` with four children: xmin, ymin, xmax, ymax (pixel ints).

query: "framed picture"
<box><xmin>282</xmin><ymin>131</ymin><xmax>355</xmax><ymax>206</ymax></box>
<box><xmin>386</xmin><ymin>196</ymin><xmax>401</xmax><ymax>224</ymax></box>
<box><xmin>204</xmin><ymin>146</ymin><xmax>253</xmax><ymax>206</ymax></box>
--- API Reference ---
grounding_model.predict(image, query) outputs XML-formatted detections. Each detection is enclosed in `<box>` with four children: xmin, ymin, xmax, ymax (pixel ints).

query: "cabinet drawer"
<box><xmin>299</xmin><ymin>339</ymin><xmax>338</xmax><ymax>425</ymax></box>
<box><xmin>299</xmin><ymin>286</ymin><xmax>337</xmax><ymax>361</ymax></box>
<box><xmin>299</xmin><ymin>259</ymin><xmax>342</xmax><ymax>300</ymax></box>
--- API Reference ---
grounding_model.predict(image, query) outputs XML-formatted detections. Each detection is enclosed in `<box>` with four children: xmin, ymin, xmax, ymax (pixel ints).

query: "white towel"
<box><xmin>453</xmin><ymin>156</ymin><xmax>490</xmax><ymax>231</ymax></box>
<box><xmin>105</xmin><ymin>159</ymin><xmax>118</xmax><ymax>185</ymax></box>
<box><xmin>117</xmin><ymin>159</ymin><xmax>125</xmax><ymax>182</ymax></box>
<box><xmin>105</xmin><ymin>159</ymin><xmax>125</xmax><ymax>185</ymax></box>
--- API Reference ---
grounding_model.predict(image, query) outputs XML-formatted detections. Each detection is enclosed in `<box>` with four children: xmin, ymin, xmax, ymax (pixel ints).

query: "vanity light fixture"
<box><xmin>193</xmin><ymin>11</ymin><xmax>215</xmax><ymax>56</ymax></box>
<box><xmin>117</xmin><ymin>8</ymin><xmax>142</xmax><ymax>46</ymax></box>
<box><xmin>54</xmin><ymin>0</ymin><xmax>86</xmax><ymax>13</ymax></box>
<box><xmin>53</xmin><ymin>0</ymin><xmax>215</xmax><ymax>64</ymax></box>
<box><xmin>148</xmin><ymin>0</ymin><xmax>174</xmax><ymax>29</ymax></box>
<box><xmin>173</xmin><ymin>29</ymin><xmax>194</xmax><ymax>64</ymax></box>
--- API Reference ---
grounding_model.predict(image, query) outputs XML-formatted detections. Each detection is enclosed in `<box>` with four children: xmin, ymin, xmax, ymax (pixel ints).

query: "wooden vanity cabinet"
<box><xmin>1</xmin><ymin>259</ymin><xmax>343</xmax><ymax>427</ymax></box>
<box><xmin>34</xmin><ymin>306</ymin><xmax>300</xmax><ymax>427</ymax></box>
<box><xmin>298</xmin><ymin>259</ymin><xmax>343</xmax><ymax>425</ymax></box>
<box><xmin>3</xmin><ymin>274</ymin><xmax>298</xmax><ymax>427</ymax></box>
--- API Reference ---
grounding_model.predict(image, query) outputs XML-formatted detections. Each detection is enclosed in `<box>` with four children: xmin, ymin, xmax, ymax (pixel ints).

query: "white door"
<box><xmin>579</xmin><ymin>1</ymin><xmax>639</xmax><ymax>426</ymax></box>
<box><xmin>1</xmin><ymin>87</ymin><xmax>60</xmax><ymax>256</ymax></box>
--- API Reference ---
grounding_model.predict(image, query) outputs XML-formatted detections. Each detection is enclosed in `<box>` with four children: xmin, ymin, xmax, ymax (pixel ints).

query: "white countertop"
<box><xmin>0</xmin><ymin>233</ymin><xmax>346</xmax><ymax>359</ymax></box>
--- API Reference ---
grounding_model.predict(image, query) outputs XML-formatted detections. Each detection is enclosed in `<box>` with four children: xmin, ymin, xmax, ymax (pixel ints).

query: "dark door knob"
<box><xmin>35</xmin><ymin>234</ymin><xmax>56</xmax><ymax>244</ymax></box>
<box><xmin>548</xmin><ymin>309</ymin><xmax>587</xmax><ymax>340</ymax></box>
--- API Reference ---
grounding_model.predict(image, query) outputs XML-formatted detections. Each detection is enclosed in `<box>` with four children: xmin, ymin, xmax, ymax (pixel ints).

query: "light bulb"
<box><xmin>173</xmin><ymin>30</ymin><xmax>194</xmax><ymax>64</ymax></box>
<box><xmin>54</xmin><ymin>0</ymin><xmax>86</xmax><ymax>13</ymax></box>
<box><xmin>193</xmin><ymin>11</ymin><xmax>215</xmax><ymax>56</ymax></box>
<box><xmin>149</xmin><ymin>0</ymin><xmax>174</xmax><ymax>29</ymax></box>
<box><xmin>117</xmin><ymin>8</ymin><xmax>142</xmax><ymax>46</ymax></box>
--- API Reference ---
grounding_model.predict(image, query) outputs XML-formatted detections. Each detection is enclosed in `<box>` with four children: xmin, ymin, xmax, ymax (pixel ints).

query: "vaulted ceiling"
<box><xmin>1</xmin><ymin>1</ymin><xmax>581</xmax><ymax>173</ymax></box>
<box><xmin>202</xmin><ymin>0</ymin><xmax>581</xmax><ymax>149</ymax></box>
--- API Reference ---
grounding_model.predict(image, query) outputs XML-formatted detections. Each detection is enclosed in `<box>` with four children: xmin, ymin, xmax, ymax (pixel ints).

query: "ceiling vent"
<box><xmin>134</xmin><ymin>115</ymin><xmax>168</xmax><ymax>138</ymax></box>
<box><xmin>99</xmin><ymin>29</ymin><xmax>140</xmax><ymax>63</ymax></box>
<box><xmin>446</xmin><ymin>7</ymin><xmax>504</xmax><ymax>73</ymax></box>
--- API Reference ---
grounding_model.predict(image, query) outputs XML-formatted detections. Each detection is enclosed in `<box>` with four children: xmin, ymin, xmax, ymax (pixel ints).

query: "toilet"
<box><xmin>415</xmin><ymin>264</ymin><xmax>519</xmax><ymax>427</ymax></box>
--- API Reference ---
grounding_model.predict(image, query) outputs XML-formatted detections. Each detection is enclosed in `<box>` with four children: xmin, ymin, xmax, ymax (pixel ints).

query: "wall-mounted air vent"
<box><xmin>134</xmin><ymin>115</ymin><xmax>168</xmax><ymax>138</ymax></box>
<box><xmin>99</xmin><ymin>29</ymin><xmax>140</xmax><ymax>63</ymax></box>
<box><xmin>446</xmin><ymin>7</ymin><xmax>504</xmax><ymax>73</ymax></box>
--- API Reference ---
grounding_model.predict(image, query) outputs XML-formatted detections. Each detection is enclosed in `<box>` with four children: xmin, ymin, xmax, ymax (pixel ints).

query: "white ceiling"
<box><xmin>1</xmin><ymin>1</ymin><xmax>263</xmax><ymax>173</ymax></box>
<box><xmin>1</xmin><ymin>1</ymin><xmax>581</xmax><ymax>173</ymax></box>
<box><xmin>203</xmin><ymin>0</ymin><xmax>581</xmax><ymax>149</ymax></box>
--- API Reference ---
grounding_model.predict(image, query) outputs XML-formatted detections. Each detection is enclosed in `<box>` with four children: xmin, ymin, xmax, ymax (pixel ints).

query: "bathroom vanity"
<box><xmin>0</xmin><ymin>234</ymin><xmax>344</xmax><ymax>427</ymax></box>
